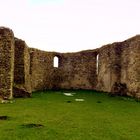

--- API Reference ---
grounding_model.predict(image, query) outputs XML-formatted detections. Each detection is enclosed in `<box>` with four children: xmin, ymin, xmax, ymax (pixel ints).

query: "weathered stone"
<box><xmin>29</xmin><ymin>50</ymin><xmax>98</xmax><ymax>91</ymax></box>
<box><xmin>29</xmin><ymin>35</ymin><xmax>140</xmax><ymax>98</ymax></box>
<box><xmin>0</xmin><ymin>27</ymin><xmax>14</xmax><ymax>99</ymax></box>
<box><xmin>0</xmin><ymin>27</ymin><xmax>139</xmax><ymax>99</ymax></box>
<box><xmin>13</xmin><ymin>87</ymin><xmax>31</xmax><ymax>98</ymax></box>
<box><xmin>14</xmin><ymin>38</ymin><xmax>31</xmax><ymax>97</ymax></box>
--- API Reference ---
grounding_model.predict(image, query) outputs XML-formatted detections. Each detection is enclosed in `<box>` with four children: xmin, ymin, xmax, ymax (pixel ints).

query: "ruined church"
<box><xmin>0</xmin><ymin>27</ymin><xmax>140</xmax><ymax>99</ymax></box>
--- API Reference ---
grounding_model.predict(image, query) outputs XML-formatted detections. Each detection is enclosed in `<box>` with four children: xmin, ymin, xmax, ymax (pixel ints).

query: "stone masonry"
<box><xmin>0</xmin><ymin>27</ymin><xmax>139</xmax><ymax>99</ymax></box>
<box><xmin>0</xmin><ymin>27</ymin><xmax>14</xmax><ymax>99</ymax></box>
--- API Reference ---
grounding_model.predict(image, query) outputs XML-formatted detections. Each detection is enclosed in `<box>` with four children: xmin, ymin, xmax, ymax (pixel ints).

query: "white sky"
<box><xmin>0</xmin><ymin>0</ymin><xmax>140</xmax><ymax>52</ymax></box>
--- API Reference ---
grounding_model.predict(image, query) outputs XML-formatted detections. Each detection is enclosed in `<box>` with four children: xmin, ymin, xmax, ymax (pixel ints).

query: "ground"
<box><xmin>0</xmin><ymin>90</ymin><xmax>140</xmax><ymax>140</ymax></box>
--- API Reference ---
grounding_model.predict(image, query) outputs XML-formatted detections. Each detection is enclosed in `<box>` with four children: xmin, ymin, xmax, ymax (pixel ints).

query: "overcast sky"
<box><xmin>0</xmin><ymin>0</ymin><xmax>140</xmax><ymax>52</ymax></box>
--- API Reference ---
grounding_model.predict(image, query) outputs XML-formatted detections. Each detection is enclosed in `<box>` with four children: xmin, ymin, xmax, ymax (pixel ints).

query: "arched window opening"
<box><xmin>53</xmin><ymin>56</ymin><xmax>59</xmax><ymax>68</ymax></box>
<box><xmin>96</xmin><ymin>54</ymin><xmax>99</xmax><ymax>75</ymax></box>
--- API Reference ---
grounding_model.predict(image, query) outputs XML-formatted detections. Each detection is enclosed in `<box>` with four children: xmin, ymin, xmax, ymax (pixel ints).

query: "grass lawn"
<box><xmin>0</xmin><ymin>90</ymin><xmax>140</xmax><ymax>140</ymax></box>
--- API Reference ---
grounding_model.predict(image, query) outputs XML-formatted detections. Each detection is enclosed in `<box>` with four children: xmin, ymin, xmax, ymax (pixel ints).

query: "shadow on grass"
<box><xmin>21</xmin><ymin>123</ymin><xmax>44</xmax><ymax>128</ymax></box>
<box><xmin>0</xmin><ymin>116</ymin><xmax>10</xmax><ymax>120</ymax></box>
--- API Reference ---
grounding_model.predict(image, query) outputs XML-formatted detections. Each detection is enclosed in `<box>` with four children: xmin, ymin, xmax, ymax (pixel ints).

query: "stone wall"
<box><xmin>0</xmin><ymin>27</ymin><xmax>139</xmax><ymax>99</ymax></box>
<box><xmin>29</xmin><ymin>50</ymin><xmax>98</xmax><ymax>91</ymax></box>
<box><xmin>29</xmin><ymin>48</ymin><xmax>54</xmax><ymax>91</ymax></box>
<box><xmin>0</xmin><ymin>27</ymin><xmax>14</xmax><ymax>99</ymax></box>
<box><xmin>120</xmin><ymin>36</ymin><xmax>140</xmax><ymax>98</ymax></box>
<box><xmin>96</xmin><ymin>43</ymin><xmax>122</xmax><ymax>93</ymax></box>
<box><xmin>53</xmin><ymin>51</ymin><xmax>98</xmax><ymax>90</ymax></box>
<box><xmin>96</xmin><ymin>36</ymin><xmax>140</xmax><ymax>97</ymax></box>
<box><xmin>13</xmin><ymin>38</ymin><xmax>31</xmax><ymax>97</ymax></box>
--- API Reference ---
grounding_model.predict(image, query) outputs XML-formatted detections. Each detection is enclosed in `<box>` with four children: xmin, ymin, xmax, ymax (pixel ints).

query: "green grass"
<box><xmin>0</xmin><ymin>90</ymin><xmax>140</xmax><ymax>140</ymax></box>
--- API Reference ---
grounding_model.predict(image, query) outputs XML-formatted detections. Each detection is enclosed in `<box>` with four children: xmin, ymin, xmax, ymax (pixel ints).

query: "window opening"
<box><xmin>96</xmin><ymin>54</ymin><xmax>99</xmax><ymax>75</ymax></box>
<box><xmin>53</xmin><ymin>56</ymin><xmax>59</xmax><ymax>68</ymax></box>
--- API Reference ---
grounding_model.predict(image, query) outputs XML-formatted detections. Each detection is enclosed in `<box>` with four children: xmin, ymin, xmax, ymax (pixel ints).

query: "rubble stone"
<box><xmin>0</xmin><ymin>27</ymin><xmax>139</xmax><ymax>99</ymax></box>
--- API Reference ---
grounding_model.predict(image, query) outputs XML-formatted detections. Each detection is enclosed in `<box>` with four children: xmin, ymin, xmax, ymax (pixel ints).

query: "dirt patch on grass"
<box><xmin>67</xmin><ymin>100</ymin><xmax>72</xmax><ymax>103</ymax></box>
<box><xmin>0</xmin><ymin>116</ymin><xmax>10</xmax><ymax>120</ymax></box>
<box><xmin>21</xmin><ymin>123</ymin><xmax>44</xmax><ymax>128</ymax></box>
<box><xmin>97</xmin><ymin>101</ymin><xmax>102</xmax><ymax>103</ymax></box>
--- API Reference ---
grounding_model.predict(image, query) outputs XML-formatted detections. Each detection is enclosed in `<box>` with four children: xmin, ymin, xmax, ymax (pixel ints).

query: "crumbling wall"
<box><xmin>53</xmin><ymin>51</ymin><xmax>98</xmax><ymax>90</ymax></box>
<box><xmin>0</xmin><ymin>27</ymin><xmax>14</xmax><ymax>99</ymax></box>
<box><xmin>13</xmin><ymin>34</ymin><xmax>140</xmax><ymax>98</ymax></box>
<box><xmin>29</xmin><ymin>50</ymin><xmax>98</xmax><ymax>91</ymax></box>
<box><xmin>96</xmin><ymin>36</ymin><xmax>140</xmax><ymax>97</ymax></box>
<box><xmin>29</xmin><ymin>48</ymin><xmax>55</xmax><ymax>91</ymax></box>
<box><xmin>120</xmin><ymin>36</ymin><xmax>140</xmax><ymax>98</ymax></box>
<box><xmin>96</xmin><ymin>43</ymin><xmax>122</xmax><ymax>93</ymax></box>
<box><xmin>29</xmin><ymin>36</ymin><xmax>140</xmax><ymax>98</ymax></box>
<box><xmin>0</xmin><ymin>27</ymin><xmax>140</xmax><ymax>99</ymax></box>
<box><xmin>14</xmin><ymin>38</ymin><xmax>31</xmax><ymax>97</ymax></box>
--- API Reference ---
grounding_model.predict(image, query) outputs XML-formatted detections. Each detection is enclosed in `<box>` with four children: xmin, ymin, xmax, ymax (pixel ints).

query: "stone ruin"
<box><xmin>0</xmin><ymin>27</ymin><xmax>140</xmax><ymax>100</ymax></box>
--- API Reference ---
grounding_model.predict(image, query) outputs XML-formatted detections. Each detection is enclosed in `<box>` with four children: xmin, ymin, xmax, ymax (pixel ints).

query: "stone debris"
<box><xmin>75</xmin><ymin>99</ymin><xmax>85</xmax><ymax>102</ymax></box>
<box><xmin>63</xmin><ymin>93</ymin><xmax>75</xmax><ymax>96</ymax></box>
<box><xmin>0</xmin><ymin>99</ymin><xmax>14</xmax><ymax>104</ymax></box>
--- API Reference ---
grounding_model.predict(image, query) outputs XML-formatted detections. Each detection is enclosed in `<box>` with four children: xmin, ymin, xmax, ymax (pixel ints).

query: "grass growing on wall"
<box><xmin>0</xmin><ymin>90</ymin><xmax>140</xmax><ymax>140</ymax></box>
